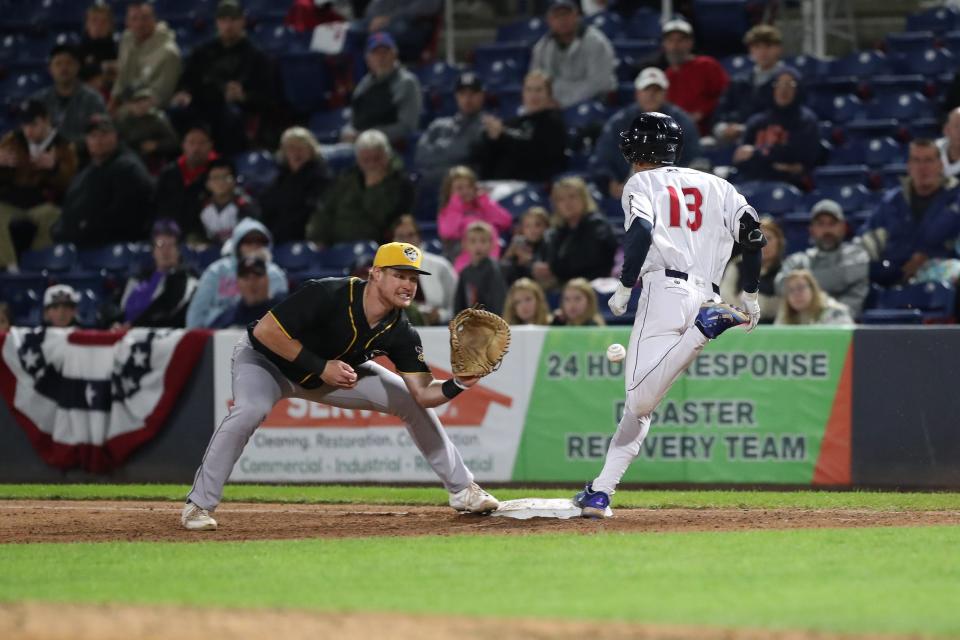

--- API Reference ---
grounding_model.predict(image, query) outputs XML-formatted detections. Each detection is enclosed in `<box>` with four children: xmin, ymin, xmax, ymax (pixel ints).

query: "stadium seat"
<box><xmin>844</xmin><ymin>118</ymin><xmax>900</xmax><ymax>142</ymax></box>
<box><xmin>493</xmin><ymin>86</ymin><xmax>523</xmax><ymax>119</ymax></box>
<box><xmin>234</xmin><ymin>150</ymin><xmax>279</xmax><ymax>196</ymax></box>
<box><xmin>813</xmin><ymin>165</ymin><xmax>870</xmax><ymax>189</ymax></box>
<box><xmin>786</xmin><ymin>55</ymin><xmax>827</xmax><ymax>82</ymax></box>
<box><xmin>495</xmin><ymin>16</ymin><xmax>547</xmax><ymax>45</ymax></box>
<box><xmin>859</xmin><ymin>308</ymin><xmax>924</xmax><ymax>324</ymax></box>
<box><xmin>623</xmin><ymin>8</ymin><xmax>661</xmax><ymax>40</ymax></box>
<box><xmin>830</xmin><ymin>137</ymin><xmax>904</xmax><ymax>168</ymax></box>
<box><xmin>866</xmin><ymin>74</ymin><xmax>927</xmax><ymax>98</ymax></box>
<box><xmin>563</xmin><ymin>100</ymin><xmax>610</xmax><ymax>134</ymax></box>
<box><xmin>155</xmin><ymin>0</ymin><xmax>215</xmax><ymax>23</ymax></box>
<box><xmin>0</xmin><ymin>273</ymin><xmax>47</xmax><ymax>325</ymax></box>
<box><xmin>811</xmin><ymin>183</ymin><xmax>874</xmax><ymax>214</ymax></box>
<box><xmin>180</xmin><ymin>245</ymin><xmax>222</xmax><ymax>272</ymax></box>
<box><xmin>308</xmin><ymin>107</ymin><xmax>351</xmax><ymax>144</ymax></box>
<box><xmin>316</xmin><ymin>241</ymin><xmax>378</xmax><ymax>270</ymax></box>
<box><xmin>19</xmin><ymin>243</ymin><xmax>78</xmax><ymax>274</ymax></box>
<box><xmin>890</xmin><ymin>48</ymin><xmax>955</xmax><ymax>76</ymax></box>
<box><xmin>943</xmin><ymin>29</ymin><xmax>960</xmax><ymax>55</ymax></box>
<box><xmin>828</xmin><ymin>51</ymin><xmax>892</xmax><ymax>78</ymax></box>
<box><xmin>77</xmin><ymin>243</ymin><xmax>139</xmax><ymax>277</ymax></box>
<box><xmin>496</xmin><ymin>186</ymin><xmax>549</xmax><ymax>218</ymax></box>
<box><xmin>475</xmin><ymin>57</ymin><xmax>525</xmax><ymax>92</ymax></box>
<box><xmin>741</xmin><ymin>181</ymin><xmax>804</xmax><ymax>217</ymax></box>
<box><xmin>884</xmin><ymin>31</ymin><xmax>936</xmax><ymax>54</ymax></box>
<box><xmin>244</xmin><ymin>0</ymin><xmax>294</xmax><ymax>21</ymax></box>
<box><xmin>612</xmin><ymin>39</ymin><xmax>658</xmax><ymax>60</ymax></box>
<box><xmin>692</xmin><ymin>0</ymin><xmax>751</xmax><ymax>57</ymax></box>
<box><xmin>780</xmin><ymin>212</ymin><xmax>811</xmax><ymax>255</ymax></box>
<box><xmin>870</xmin><ymin>282</ymin><xmax>956</xmax><ymax>322</ymax></box>
<box><xmin>412</xmin><ymin>60</ymin><xmax>461</xmax><ymax>91</ymax></box>
<box><xmin>905</xmin><ymin>6</ymin><xmax>960</xmax><ymax>33</ymax></box>
<box><xmin>279</xmin><ymin>52</ymin><xmax>332</xmax><ymax>114</ymax></box>
<box><xmin>249</xmin><ymin>23</ymin><xmax>310</xmax><ymax>56</ymax></box>
<box><xmin>56</xmin><ymin>272</ymin><xmax>107</xmax><ymax>299</ymax></box>
<box><xmin>878</xmin><ymin>163</ymin><xmax>907</xmax><ymax>190</ymax></box>
<box><xmin>273</xmin><ymin>241</ymin><xmax>321</xmax><ymax>274</ymax></box>
<box><xmin>809</xmin><ymin>92</ymin><xmax>864</xmax><ymax>124</ymax></box>
<box><xmin>908</xmin><ymin>117</ymin><xmax>941</xmax><ymax>140</ymax></box>
<box><xmin>0</xmin><ymin>72</ymin><xmax>48</xmax><ymax>107</ymax></box>
<box><xmin>720</xmin><ymin>54</ymin><xmax>751</xmax><ymax>78</ymax></box>
<box><xmin>585</xmin><ymin>11</ymin><xmax>624</xmax><ymax>40</ymax></box>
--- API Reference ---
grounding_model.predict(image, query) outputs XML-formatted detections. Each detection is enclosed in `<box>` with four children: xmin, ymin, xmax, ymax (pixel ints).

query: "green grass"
<box><xmin>2</xmin><ymin>483</ymin><xmax>960</xmax><ymax>511</ymax></box>
<box><xmin>1</xmin><ymin>526</ymin><xmax>958</xmax><ymax>636</ymax></box>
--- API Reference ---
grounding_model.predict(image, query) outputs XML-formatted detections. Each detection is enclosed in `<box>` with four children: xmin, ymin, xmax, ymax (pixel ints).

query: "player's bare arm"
<box><xmin>251</xmin><ymin>312</ymin><xmax>357</xmax><ymax>389</ymax></box>
<box><xmin>400</xmin><ymin>372</ymin><xmax>479</xmax><ymax>409</ymax></box>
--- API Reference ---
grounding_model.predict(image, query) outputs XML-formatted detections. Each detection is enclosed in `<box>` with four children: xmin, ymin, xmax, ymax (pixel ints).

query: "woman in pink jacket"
<box><xmin>438</xmin><ymin>165</ymin><xmax>513</xmax><ymax>272</ymax></box>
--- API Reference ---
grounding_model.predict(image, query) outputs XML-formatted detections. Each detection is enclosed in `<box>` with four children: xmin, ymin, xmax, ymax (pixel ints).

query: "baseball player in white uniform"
<box><xmin>573</xmin><ymin>112</ymin><xmax>765</xmax><ymax>517</ymax></box>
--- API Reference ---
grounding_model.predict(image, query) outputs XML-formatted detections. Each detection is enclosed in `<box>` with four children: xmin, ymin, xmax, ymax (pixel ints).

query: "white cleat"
<box><xmin>181</xmin><ymin>502</ymin><xmax>217</xmax><ymax>531</ymax></box>
<box><xmin>449</xmin><ymin>482</ymin><xmax>500</xmax><ymax>514</ymax></box>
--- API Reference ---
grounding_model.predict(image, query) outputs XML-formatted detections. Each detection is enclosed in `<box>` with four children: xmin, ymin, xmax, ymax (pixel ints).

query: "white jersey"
<box><xmin>621</xmin><ymin>166</ymin><xmax>758</xmax><ymax>285</ymax></box>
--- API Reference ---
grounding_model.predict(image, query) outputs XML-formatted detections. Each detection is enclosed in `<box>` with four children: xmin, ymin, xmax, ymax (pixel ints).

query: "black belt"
<box><xmin>664</xmin><ymin>269</ymin><xmax>721</xmax><ymax>295</ymax></box>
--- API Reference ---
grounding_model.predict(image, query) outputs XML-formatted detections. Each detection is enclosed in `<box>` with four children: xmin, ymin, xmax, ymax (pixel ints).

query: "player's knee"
<box><xmin>626</xmin><ymin>393</ymin><xmax>657</xmax><ymax>419</ymax></box>
<box><xmin>232</xmin><ymin>395</ymin><xmax>276</xmax><ymax>425</ymax></box>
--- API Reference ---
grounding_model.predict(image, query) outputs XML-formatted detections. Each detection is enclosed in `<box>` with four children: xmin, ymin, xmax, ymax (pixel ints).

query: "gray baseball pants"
<box><xmin>187</xmin><ymin>334</ymin><xmax>474</xmax><ymax>511</ymax></box>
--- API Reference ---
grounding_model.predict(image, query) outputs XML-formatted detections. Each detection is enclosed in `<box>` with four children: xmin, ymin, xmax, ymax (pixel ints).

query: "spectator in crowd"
<box><xmin>391</xmin><ymin>214</ymin><xmax>457</xmax><ymax>325</ymax></box>
<box><xmin>358</xmin><ymin>0</ymin><xmax>442</xmax><ymax>63</ymax></box>
<box><xmin>437</xmin><ymin>165</ymin><xmax>513</xmax><ymax>272</ymax></box>
<box><xmin>936</xmin><ymin>106</ymin><xmax>960</xmax><ymax>178</ymax></box>
<box><xmin>590</xmin><ymin>67</ymin><xmax>701</xmax><ymax>199</ymax></box>
<box><xmin>156</xmin><ymin>125</ymin><xmax>218</xmax><ymax>242</ymax></box>
<box><xmin>54</xmin><ymin>114</ymin><xmax>155</xmax><ymax>247</ymax></box>
<box><xmin>534</xmin><ymin>176</ymin><xmax>617</xmax><ymax>290</ymax></box>
<box><xmin>110</xmin><ymin>0</ymin><xmax>182</xmax><ymax>112</ymax></box>
<box><xmin>713</xmin><ymin>25</ymin><xmax>784</xmax><ymax>146</ymax></box>
<box><xmin>453</xmin><ymin>221</ymin><xmax>507</xmax><ymax>314</ymax></box>
<box><xmin>777</xmin><ymin>199</ymin><xmax>870</xmax><ymax>318</ymax></box>
<box><xmin>550</xmin><ymin>277</ymin><xmax>604</xmax><ymax>326</ymax></box>
<box><xmin>209</xmin><ymin>252</ymin><xmax>283</xmax><ymax>328</ymax></box>
<box><xmin>477</xmin><ymin>70</ymin><xmax>567</xmax><ymax>182</ymax></box>
<box><xmin>186</xmin><ymin>218</ymin><xmax>288</xmax><ymax>328</ymax></box>
<box><xmin>732</xmin><ymin>67</ymin><xmax>820</xmax><ymax>189</ymax></box>
<box><xmin>529</xmin><ymin>0</ymin><xmax>616</xmax><ymax>109</ymax></box>
<box><xmin>0</xmin><ymin>302</ymin><xmax>10</xmax><ymax>331</ymax></box>
<box><xmin>721</xmin><ymin>216</ymin><xmax>784</xmax><ymax>324</ymax></box>
<box><xmin>78</xmin><ymin>2</ymin><xmax>119</xmax><ymax>97</ymax></box>
<box><xmin>859</xmin><ymin>139</ymin><xmax>960</xmax><ymax>286</ymax></box>
<box><xmin>341</xmin><ymin>32</ymin><xmax>422</xmax><ymax>145</ymax></box>
<box><xmin>775</xmin><ymin>269</ymin><xmax>854</xmax><ymax>326</ymax></box>
<box><xmin>170</xmin><ymin>0</ymin><xmax>275</xmax><ymax>155</ymax></box>
<box><xmin>307</xmin><ymin>129</ymin><xmax>413</xmax><ymax>246</ymax></box>
<box><xmin>0</xmin><ymin>101</ymin><xmax>78</xmax><ymax>271</ymax></box>
<box><xmin>259</xmin><ymin>127</ymin><xmax>329</xmax><ymax>245</ymax></box>
<box><xmin>42</xmin><ymin>284</ymin><xmax>80</xmax><ymax>328</ymax></box>
<box><xmin>500</xmin><ymin>206</ymin><xmax>550</xmax><ymax>284</ymax></box>
<box><xmin>503</xmin><ymin>277</ymin><xmax>551</xmax><ymax>325</ymax></box>
<box><xmin>119</xmin><ymin>219</ymin><xmax>197</xmax><ymax>328</ymax></box>
<box><xmin>414</xmin><ymin>71</ymin><xmax>486</xmax><ymax>204</ymax></box>
<box><xmin>31</xmin><ymin>43</ymin><xmax>107</xmax><ymax>144</ymax></box>
<box><xmin>196</xmin><ymin>158</ymin><xmax>260</xmax><ymax>245</ymax></box>
<box><xmin>116</xmin><ymin>87</ymin><xmax>180</xmax><ymax>171</ymax></box>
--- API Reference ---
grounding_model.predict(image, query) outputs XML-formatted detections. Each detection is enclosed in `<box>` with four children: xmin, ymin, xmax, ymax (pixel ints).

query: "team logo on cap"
<box><xmin>403</xmin><ymin>246</ymin><xmax>419</xmax><ymax>262</ymax></box>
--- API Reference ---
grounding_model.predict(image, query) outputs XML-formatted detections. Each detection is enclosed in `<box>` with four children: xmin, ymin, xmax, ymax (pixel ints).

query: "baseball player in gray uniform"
<box><xmin>182</xmin><ymin>242</ymin><xmax>500</xmax><ymax>530</ymax></box>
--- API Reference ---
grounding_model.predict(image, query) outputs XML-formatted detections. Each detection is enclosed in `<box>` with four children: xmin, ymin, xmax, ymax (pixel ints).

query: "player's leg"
<box><xmin>184</xmin><ymin>336</ymin><xmax>291</xmax><ymax>527</ymax></box>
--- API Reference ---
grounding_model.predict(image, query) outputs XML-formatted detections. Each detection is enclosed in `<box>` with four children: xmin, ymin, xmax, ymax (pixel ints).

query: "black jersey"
<box><xmin>247</xmin><ymin>277</ymin><xmax>431</xmax><ymax>388</ymax></box>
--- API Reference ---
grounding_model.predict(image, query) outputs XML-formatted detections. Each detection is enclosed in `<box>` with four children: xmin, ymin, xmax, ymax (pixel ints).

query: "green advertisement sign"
<box><xmin>514</xmin><ymin>327</ymin><xmax>853</xmax><ymax>484</ymax></box>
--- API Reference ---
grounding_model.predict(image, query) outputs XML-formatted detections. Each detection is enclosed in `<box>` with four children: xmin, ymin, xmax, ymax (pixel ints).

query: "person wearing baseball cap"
<box><xmin>30</xmin><ymin>42</ymin><xmax>107</xmax><ymax>144</ymax></box>
<box><xmin>182</xmin><ymin>237</ymin><xmax>500</xmax><ymax>531</ymax></box>
<box><xmin>42</xmin><ymin>284</ymin><xmax>80</xmax><ymax>328</ymax></box>
<box><xmin>775</xmin><ymin>199</ymin><xmax>870</xmax><ymax>317</ymax></box>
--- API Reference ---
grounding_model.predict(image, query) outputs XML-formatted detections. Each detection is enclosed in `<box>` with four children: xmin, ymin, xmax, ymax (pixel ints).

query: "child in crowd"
<box><xmin>775</xmin><ymin>269</ymin><xmax>853</xmax><ymax>325</ymax></box>
<box><xmin>197</xmin><ymin>158</ymin><xmax>261</xmax><ymax>246</ymax></box>
<box><xmin>503</xmin><ymin>277</ymin><xmax>551</xmax><ymax>325</ymax></box>
<box><xmin>551</xmin><ymin>277</ymin><xmax>605</xmax><ymax>326</ymax></box>
<box><xmin>437</xmin><ymin>165</ymin><xmax>513</xmax><ymax>272</ymax></box>
<box><xmin>500</xmin><ymin>206</ymin><xmax>550</xmax><ymax>284</ymax></box>
<box><xmin>453</xmin><ymin>220</ymin><xmax>507</xmax><ymax>315</ymax></box>
<box><xmin>42</xmin><ymin>284</ymin><xmax>80</xmax><ymax>328</ymax></box>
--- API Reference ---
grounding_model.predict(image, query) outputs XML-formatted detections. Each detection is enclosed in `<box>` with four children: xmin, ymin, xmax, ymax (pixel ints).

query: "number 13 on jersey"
<box><xmin>667</xmin><ymin>185</ymin><xmax>703</xmax><ymax>231</ymax></box>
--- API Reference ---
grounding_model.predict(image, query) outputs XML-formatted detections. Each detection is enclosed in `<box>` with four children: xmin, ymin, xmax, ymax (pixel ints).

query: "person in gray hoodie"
<box><xmin>110</xmin><ymin>1</ymin><xmax>182</xmax><ymax>111</ymax></box>
<box><xmin>186</xmin><ymin>218</ymin><xmax>288</xmax><ymax>328</ymax></box>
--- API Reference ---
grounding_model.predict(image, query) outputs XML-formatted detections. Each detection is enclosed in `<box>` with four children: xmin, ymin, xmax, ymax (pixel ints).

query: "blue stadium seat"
<box><xmin>885</xmin><ymin>31</ymin><xmax>936</xmax><ymax>54</ymax></box>
<box><xmin>77</xmin><ymin>243</ymin><xmax>139</xmax><ymax>277</ymax></box>
<box><xmin>864</xmin><ymin>92</ymin><xmax>934</xmax><ymax>121</ymax></box>
<box><xmin>74</xmin><ymin>288</ymin><xmax>102</xmax><ymax>327</ymax></box>
<box><xmin>496</xmin><ymin>16</ymin><xmax>547</xmax><ymax>45</ymax></box>
<box><xmin>475</xmin><ymin>57</ymin><xmax>525</xmax><ymax>91</ymax></box>
<box><xmin>828</xmin><ymin>51</ymin><xmax>892</xmax><ymax>78</ymax></box>
<box><xmin>316</xmin><ymin>241</ymin><xmax>378</xmax><ymax>270</ymax></box>
<box><xmin>412</xmin><ymin>61</ymin><xmax>461</xmax><ymax>92</ymax></box>
<box><xmin>844</xmin><ymin>118</ymin><xmax>900</xmax><ymax>141</ymax></box>
<box><xmin>809</xmin><ymin>92</ymin><xmax>863</xmax><ymax>124</ymax></box>
<box><xmin>944</xmin><ymin>29</ymin><xmax>960</xmax><ymax>55</ymax></box>
<box><xmin>813</xmin><ymin>165</ymin><xmax>870</xmax><ymax>189</ymax></box>
<box><xmin>830</xmin><ymin>137</ymin><xmax>905</xmax><ymax>168</ymax></box>
<box><xmin>692</xmin><ymin>0</ymin><xmax>751</xmax><ymax>56</ymax></box>
<box><xmin>56</xmin><ymin>272</ymin><xmax>107</xmax><ymax>299</ymax></box>
<box><xmin>870</xmin><ymin>282</ymin><xmax>956</xmax><ymax>322</ymax></box>
<box><xmin>0</xmin><ymin>72</ymin><xmax>48</xmax><ymax>107</ymax></box>
<box><xmin>623</xmin><ymin>8</ymin><xmax>661</xmax><ymax>40</ymax></box>
<box><xmin>273</xmin><ymin>241</ymin><xmax>321</xmax><ymax>274</ymax></box>
<box><xmin>249</xmin><ymin>23</ymin><xmax>310</xmax><ymax>55</ymax></box>
<box><xmin>866</xmin><ymin>74</ymin><xmax>927</xmax><ymax>98</ymax></box>
<box><xmin>908</xmin><ymin>117</ymin><xmax>941</xmax><ymax>140</ymax></box>
<box><xmin>585</xmin><ymin>11</ymin><xmax>624</xmax><ymax>40</ymax></box>
<box><xmin>493</xmin><ymin>85</ymin><xmax>523</xmax><ymax>119</ymax></box>
<box><xmin>563</xmin><ymin>100</ymin><xmax>610</xmax><ymax>132</ymax></box>
<box><xmin>180</xmin><ymin>245</ymin><xmax>222</xmax><ymax>272</ymax></box>
<box><xmin>612</xmin><ymin>39</ymin><xmax>658</xmax><ymax>60</ymax></box>
<box><xmin>280</xmin><ymin>52</ymin><xmax>332</xmax><ymax>113</ymax></box>
<box><xmin>0</xmin><ymin>273</ymin><xmax>47</xmax><ymax>326</ymax></box>
<box><xmin>473</xmin><ymin>43</ymin><xmax>530</xmax><ymax>82</ymax></box>
<box><xmin>906</xmin><ymin>6</ymin><xmax>960</xmax><ymax>33</ymax></box>
<box><xmin>19</xmin><ymin>243</ymin><xmax>78</xmax><ymax>274</ymax></box>
<box><xmin>497</xmin><ymin>186</ymin><xmax>549</xmax><ymax>218</ymax></box>
<box><xmin>878</xmin><ymin>163</ymin><xmax>907</xmax><ymax>190</ymax></box>
<box><xmin>742</xmin><ymin>181</ymin><xmax>803</xmax><ymax>217</ymax></box>
<box><xmin>156</xmin><ymin>0</ymin><xmax>215</xmax><ymax>22</ymax></box>
<box><xmin>720</xmin><ymin>54</ymin><xmax>751</xmax><ymax>77</ymax></box>
<box><xmin>308</xmin><ymin>107</ymin><xmax>351</xmax><ymax>144</ymax></box>
<box><xmin>233</xmin><ymin>150</ymin><xmax>279</xmax><ymax>196</ymax></box>
<box><xmin>422</xmin><ymin>237</ymin><xmax>443</xmax><ymax>255</ymax></box>
<box><xmin>780</xmin><ymin>212</ymin><xmax>811</xmax><ymax>255</ymax></box>
<box><xmin>810</xmin><ymin>183</ymin><xmax>874</xmax><ymax>213</ymax></box>
<box><xmin>890</xmin><ymin>48</ymin><xmax>955</xmax><ymax>76</ymax></box>
<box><xmin>786</xmin><ymin>55</ymin><xmax>827</xmax><ymax>82</ymax></box>
<box><xmin>320</xmin><ymin>143</ymin><xmax>356</xmax><ymax>174</ymax></box>
<box><xmin>859</xmin><ymin>308</ymin><xmax>924</xmax><ymax>324</ymax></box>
<box><xmin>244</xmin><ymin>0</ymin><xmax>293</xmax><ymax>21</ymax></box>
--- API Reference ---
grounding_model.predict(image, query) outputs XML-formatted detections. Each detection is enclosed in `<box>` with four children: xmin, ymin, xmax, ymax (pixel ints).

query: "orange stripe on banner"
<box><xmin>813</xmin><ymin>341</ymin><xmax>853</xmax><ymax>486</ymax></box>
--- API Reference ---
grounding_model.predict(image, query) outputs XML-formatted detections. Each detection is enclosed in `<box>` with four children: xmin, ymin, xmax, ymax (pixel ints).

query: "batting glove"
<box><xmin>741</xmin><ymin>290</ymin><xmax>760</xmax><ymax>332</ymax></box>
<box><xmin>608</xmin><ymin>282</ymin><xmax>632</xmax><ymax>317</ymax></box>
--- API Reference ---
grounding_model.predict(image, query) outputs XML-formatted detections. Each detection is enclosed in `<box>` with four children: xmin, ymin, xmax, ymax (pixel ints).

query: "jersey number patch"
<box><xmin>667</xmin><ymin>186</ymin><xmax>703</xmax><ymax>231</ymax></box>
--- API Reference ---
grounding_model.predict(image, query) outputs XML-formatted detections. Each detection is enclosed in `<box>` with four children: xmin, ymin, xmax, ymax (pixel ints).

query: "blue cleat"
<box><xmin>695</xmin><ymin>302</ymin><xmax>748</xmax><ymax>339</ymax></box>
<box><xmin>573</xmin><ymin>483</ymin><xmax>611</xmax><ymax>519</ymax></box>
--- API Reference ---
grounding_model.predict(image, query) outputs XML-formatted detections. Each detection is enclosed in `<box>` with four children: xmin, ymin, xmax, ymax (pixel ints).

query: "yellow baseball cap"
<box><xmin>372</xmin><ymin>242</ymin><xmax>431</xmax><ymax>275</ymax></box>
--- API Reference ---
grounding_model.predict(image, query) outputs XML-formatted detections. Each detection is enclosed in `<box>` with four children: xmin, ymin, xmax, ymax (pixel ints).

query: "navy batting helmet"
<box><xmin>619</xmin><ymin>112</ymin><xmax>684</xmax><ymax>166</ymax></box>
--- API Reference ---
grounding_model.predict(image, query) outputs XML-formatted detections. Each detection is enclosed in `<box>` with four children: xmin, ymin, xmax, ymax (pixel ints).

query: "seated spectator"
<box><xmin>110</xmin><ymin>0</ymin><xmax>182</xmax><ymax>112</ymax></box>
<box><xmin>186</xmin><ymin>218</ymin><xmax>288</xmax><ymax>328</ymax></box>
<box><xmin>503</xmin><ymin>277</ymin><xmax>551</xmax><ymax>325</ymax></box>
<box><xmin>119</xmin><ymin>219</ymin><xmax>197</xmax><ymax>327</ymax></box>
<box><xmin>453</xmin><ymin>221</ymin><xmax>507</xmax><ymax>314</ymax></box>
<box><xmin>170</xmin><ymin>0</ymin><xmax>275</xmax><ymax>155</ymax></box>
<box><xmin>31</xmin><ymin>44</ymin><xmax>107</xmax><ymax>144</ymax></box>
<box><xmin>156</xmin><ymin>125</ymin><xmax>218</xmax><ymax>241</ymax></box>
<box><xmin>116</xmin><ymin>87</ymin><xmax>181</xmax><ymax>171</ymax></box>
<box><xmin>0</xmin><ymin>301</ymin><xmax>10</xmax><ymax>331</ymax></box>
<box><xmin>197</xmin><ymin>158</ymin><xmax>260</xmax><ymax>245</ymax></box>
<box><xmin>477</xmin><ymin>70</ymin><xmax>567</xmax><ymax>182</ymax></box>
<box><xmin>341</xmin><ymin>32</ymin><xmax>422</xmax><ymax>145</ymax></box>
<box><xmin>78</xmin><ymin>2</ymin><xmax>119</xmax><ymax>97</ymax></box>
<box><xmin>0</xmin><ymin>101</ymin><xmax>78</xmax><ymax>271</ymax></box>
<box><xmin>500</xmin><ymin>206</ymin><xmax>550</xmax><ymax>284</ymax></box>
<box><xmin>438</xmin><ymin>165</ymin><xmax>513</xmax><ymax>271</ymax></box>
<box><xmin>414</xmin><ymin>71</ymin><xmax>486</xmax><ymax>206</ymax></box>
<box><xmin>775</xmin><ymin>269</ymin><xmax>853</xmax><ymax>326</ymax></box>
<box><xmin>42</xmin><ymin>284</ymin><xmax>80</xmax><ymax>328</ymax></box>
<box><xmin>307</xmin><ymin>129</ymin><xmax>413</xmax><ymax>245</ymax></box>
<box><xmin>391</xmin><ymin>214</ymin><xmax>457</xmax><ymax>325</ymax></box>
<box><xmin>937</xmin><ymin>106</ymin><xmax>960</xmax><ymax>178</ymax></box>
<box><xmin>721</xmin><ymin>217</ymin><xmax>784</xmax><ymax>324</ymax></box>
<box><xmin>54</xmin><ymin>114</ymin><xmax>155</xmax><ymax>247</ymax></box>
<box><xmin>529</xmin><ymin>0</ymin><xmax>616</xmax><ymax>109</ymax></box>
<box><xmin>357</xmin><ymin>0</ymin><xmax>442</xmax><ymax>63</ymax></box>
<box><xmin>590</xmin><ymin>67</ymin><xmax>701</xmax><ymax>199</ymax></box>
<box><xmin>859</xmin><ymin>139</ymin><xmax>960</xmax><ymax>286</ymax></box>
<box><xmin>210</xmin><ymin>252</ymin><xmax>283</xmax><ymax>328</ymax></box>
<box><xmin>713</xmin><ymin>25</ymin><xmax>784</xmax><ymax>146</ymax></box>
<box><xmin>534</xmin><ymin>176</ymin><xmax>617</xmax><ymax>290</ymax></box>
<box><xmin>550</xmin><ymin>277</ymin><xmax>604</xmax><ymax>326</ymax></box>
<box><xmin>732</xmin><ymin>67</ymin><xmax>820</xmax><ymax>189</ymax></box>
<box><xmin>777</xmin><ymin>200</ymin><xmax>870</xmax><ymax>318</ymax></box>
<box><xmin>259</xmin><ymin>127</ymin><xmax>330</xmax><ymax>245</ymax></box>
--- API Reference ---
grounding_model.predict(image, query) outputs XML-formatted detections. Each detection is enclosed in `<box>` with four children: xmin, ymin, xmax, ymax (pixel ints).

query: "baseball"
<box><xmin>606</xmin><ymin>343</ymin><xmax>626</xmax><ymax>363</ymax></box>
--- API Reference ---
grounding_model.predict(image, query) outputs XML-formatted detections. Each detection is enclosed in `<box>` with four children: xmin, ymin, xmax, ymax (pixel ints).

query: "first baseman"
<box><xmin>182</xmin><ymin>242</ymin><xmax>500</xmax><ymax>530</ymax></box>
<box><xmin>574</xmin><ymin>112</ymin><xmax>764</xmax><ymax>517</ymax></box>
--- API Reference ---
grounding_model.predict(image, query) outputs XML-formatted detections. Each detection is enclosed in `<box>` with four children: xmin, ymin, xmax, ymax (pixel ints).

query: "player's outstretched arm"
<box><xmin>400</xmin><ymin>373</ymin><xmax>479</xmax><ymax>409</ymax></box>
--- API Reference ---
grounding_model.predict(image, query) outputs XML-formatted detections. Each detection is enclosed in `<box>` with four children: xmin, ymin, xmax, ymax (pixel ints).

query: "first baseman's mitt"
<box><xmin>449</xmin><ymin>306</ymin><xmax>511</xmax><ymax>377</ymax></box>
